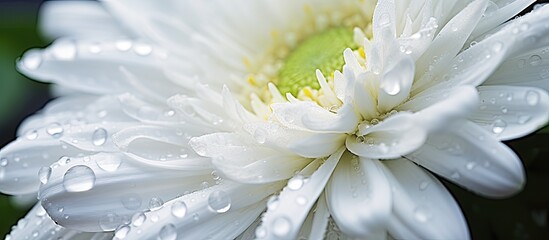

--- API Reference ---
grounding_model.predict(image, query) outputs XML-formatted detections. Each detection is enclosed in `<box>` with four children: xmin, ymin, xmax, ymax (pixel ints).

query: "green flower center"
<box><xmin>276</xmin><ymin>27</ymin><xmax>358</xmax><ymax>96</ymax></box>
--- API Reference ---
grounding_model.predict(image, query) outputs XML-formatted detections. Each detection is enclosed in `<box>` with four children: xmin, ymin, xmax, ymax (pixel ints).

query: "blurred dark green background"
<box><xmin>1</xmin><ymin>0</ymin><xmax>549</xmax><ymax>239</ymax></box>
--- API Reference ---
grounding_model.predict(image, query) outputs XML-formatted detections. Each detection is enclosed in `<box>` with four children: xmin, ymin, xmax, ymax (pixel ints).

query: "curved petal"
<box><xmin>121</xmin><ymin>181</ymin><xmax>282</xmax><ymax>240</ymax></box>
<box><xmin>407</xmin><ymin>120</ymin><xmax>525</xmax><ymax>198</ymax></box>
<box><xmin>346</xmin><ymin>113</ymin><xmax>427</xmax><ymax>159</ymax></box>
<box><xmin>470</xmin><ymin>86</ymin><xmax>549</xmax><ymax>140</ymax></box>
<box><xmin>38</xmin><ymin>153</ymin><xmax>212</xmax><ymax>232</ymax></box>
<box><xmin>382</xmin><ymin>159</ymin><xmax>469</xmax><ymax>240</ymax></box>
<box><xmin>256</xmin><ymin>148</ymin><xmax>344</xmax><ymax>240</ymax></box>
<box><xmin>326</xmin><ymin>154</ymin><xmax>391</xmax><ymax>238</ymax></box>
<box><xmin>39</xmin><ymin>0</ymin><xmax>129</xmax><ymax>40</ymax></box>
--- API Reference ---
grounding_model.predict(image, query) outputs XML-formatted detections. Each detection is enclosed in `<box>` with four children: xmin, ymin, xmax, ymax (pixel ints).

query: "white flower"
<box><xmin>2</xmin><ymin>0</ymin><xmax>549</xmax><ymax>239</ymax></box>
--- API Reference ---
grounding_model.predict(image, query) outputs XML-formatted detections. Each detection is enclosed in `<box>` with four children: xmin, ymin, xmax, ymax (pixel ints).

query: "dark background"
<box><xmin>1</xmin><ymin>0</ymin><xmax>549</xmax><ymax>239</ymax></box>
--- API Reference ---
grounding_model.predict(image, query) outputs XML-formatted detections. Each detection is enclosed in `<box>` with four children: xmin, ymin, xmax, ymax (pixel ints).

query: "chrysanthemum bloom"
<box><xmin>2</xmin><ymin>0</ymin><xmax>549</xmax><ymax>239</ymax></box>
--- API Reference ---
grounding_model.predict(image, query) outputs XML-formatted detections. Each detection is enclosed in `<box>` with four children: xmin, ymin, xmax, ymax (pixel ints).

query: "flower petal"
<box><xmin>470</xmin><ymin>86</ymin><xmax>549</xmax><ymax>140</ymax></box>
<box><xmin>256</xmin><ymin>148</ymin><xmax>344</xmax><ymax>240</ymax></box>
<box><xmin>326</xmin><ymin>154</ymin><xmax>391</xmax><ymax>238</ymax></box>
<box><xmin>122</xmin><ymin>181</ymin><xmax>281</xmax><ymax>240</ymax></box>
<box><xmin>407</xmin><ymin>120</ymin><xmax>525</xmax><ymax>198</ymax></box>
<box><xmin>346</xmin><ymin>113</ymin><xmax>427</xmax><ymax>159</ymax></box>
<box><xmin>6</xmin><ymin>204</ymin><xmax>84</xmax><ymax>240</ymax></box>
<box><xmin>484</xmin><ymin>48</ymin><xmax>549</xmax><ymax>91</ymax></box>
<box><xmin>382</xmin><ymin>159</ymin><xmax>469</xmax><ymax>240</ymax></box>
<box><xmin>38</xmin><ymin>153</ymin><xmax>212</xmax><ymax>232</ymax></box>
<box><xmin>307</xmin><ymin>192</ymin><xmax>330</xmax><ymax>240</ymax></box>
<box><xmin>39</xmin><ymin>0</ymin><xmax>128</xmax><ymax>40</ymax></box>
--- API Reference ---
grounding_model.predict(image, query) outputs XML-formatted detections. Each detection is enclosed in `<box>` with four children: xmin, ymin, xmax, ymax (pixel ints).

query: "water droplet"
<box><xmin>272</xmin><ymin>217</ymin><xmax>292</xmax><ymax>237</ymax></box>
<box><xmin>114</xmin><ymin>225</ymin><xmax>130</xmax><ymax>239</ymax></box>
<box><xmin>500</xmin><ymin>107</ymin><xmax>508</xmax><ymax>114</ymax></box>
<box><xmin>92</xmin><ymin>128</ymin><xmax>108</xmax><ymax>146</ymax></box>
<box><xmin>525</xmin><ymin>90</ymin><xmax>540</xmax><ymax>106</ymax></box>
<box><xmin>451</xmin><ymin>171</ymin><xmax>460</xmax><ymax>179</ymax></box>
<box><xmin>46</xmin><ymin>123</ymin><xmax>64</xmax><ymax>138</ymax></box>
<box><xmin>370</xmin><ymin>119</ymin><xmax>380</xmax><ymax>125</ymax></box>
<box><xmin>419</xmin><ymin>181</ymin><xmax>429</xmax><ymax>191</ymax></box>
<box><xmin>529</xmin><ymin>55</ymin><xmax>542</xmax><ymax>66</ymax></box>
<box><xmin>287</xmin><ymin>175</ymin><xmax>305</xmax><ymax>190</ymax></box>
<box><xmin>159</xmin><ymin>224</ymin><xmax>177</xmax><ymax>240</ymax></box>
<box><xmin>38</xmin><ymin>167</ymin><xmax>51</xmax><ymax>184</ymax></box>
<box><xmin>131</xmin><ymin>212</ymin><xmax>146</xmax><ymax>227</ymax></box>
<box><xmin>63</xmin><ymin>165</ymin><xmax>96</xmax><ymax>192</ymax></box>
<box><xmin>0</xmin><ymin>158</ymin><xmax>8</xmax><ymax>167</ymax></box>
<box><xmin>149</xmin><ymin>197</ymin><xmax>164</xmax><ymax>211</ymax></box>
<box><xmin>150</xmin><ymin>213</ymin><xmax>159</xmax><ymax>222</ymax></box>
<box><xmin>116</xmin><ymin>40</ymin><xmax>133</xmax><ymax>51</ymax></box>
<box><xmin>381</xmin><ymin>81</ymin><xmax>401</xmax><ymax>96</ymax></box>
<box><xmin>267</xmin><ymin>195</ymin><xmax>279</xmax><ymax>211</ymax></box>
<box><xmin>208</xmin><ymin>190</ymin><xmax>231</xmax><ymax>213</ymax></box>
<box><xmin>89</xmin><ymin>43</ymin><xmax>102</xmax><ymax>54</ymax></box>
<box><xmin>32</xmin><ymin>230</ymin><xmax>39</xmax><ymax>238</ymax></box>
<box><xmin>255</xmin><ymin>226</ymin><xmax>267</xmax><ymax>238</ymax></box>
<box><xmin>492</xmin><ymin>119</ymin><xmax>506</xmax><ymax>134</ymax></box>
<box><xmin>134</xmin><ymin>43</ymin><xmax>152</xmax><ymax>56</ymax></box>
<box><xmin>96</xmin><ymin>154</ymin><xmax>121</xmax><ymax>172</ymax></box>
<box><xmin>171</xmin><ymin>201</ymin><xmax>187</xmax><ymax>218</ymax></box>
<box><xmin>51</xmin><ymin>40</ymin><xmax>77</xmax><ymax>60</ymax></box>
<box><xmin>21</xmin><ymin>51</ymin><xmax>42</xmax><ymax>69</ymax></box>
<box><xmin>492</xmin><ymin>42</ymin><xmax>503</xmax><ymax>52</ymax></box>
<box><xmin>121</xmin><ymin>194</ymin><xmax>142</xmax><ymax>210</ymax></box>
<box><xmin>192</xmin><ymin>213</ymin><xmax>199</xmax><ymax>221</ymax></box>
<box><xmin>414</xmin><ymin>206</ymin><xmax>431</xmax><ymax>222</ymax></box>
<box><xmin>296</xmin><ymin>196</ymin><xmax>307</xmax><ymax>205</ymax></box>
<box><xmin>99</xmin><ymin>213</ymin><xmax>123</xmax><ymax>231</ymax></box>
<box><xmin>466</xmin><ymin>162</ymin><xmax>477</xmax><ymax>170</ymax></box>
<box><xmin>518</xmin><ymin>115</ymin><xmax>532</xmax><ymax>124</ymax></box>
<box><xmin>25</xmin><ymin>130</ymin><xmax>38</xmax><ymax>140</ymax></box>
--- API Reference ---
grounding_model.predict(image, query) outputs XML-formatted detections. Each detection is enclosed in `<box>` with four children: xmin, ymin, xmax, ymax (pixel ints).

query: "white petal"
<box><xmin>346</xmin><ymin>113</ymin><xmax>427</xmax><ymax>159</ymax></box>
<box><xmin>407</xmin><ymin>120</ymin><xmax>525</xmax><ymax>198</ymax></box>
<box><xmin>412</xmin><ymin>0</ymin><xmax>488</xmax><ymax>93</ymax></box>
<box><xmin>382</xmin><ymin>159</ymin><xmax>469</xmax><ymax>240</ymax></box>
<box><xmin>38</xmin><ymin>153</ymin><xmax>212</xmax><ymax>232</ymax></box>
<box><xmin>326</xmin><ymin>154</ymin><xmax>391</xmax><ymax>238</ymax></box>
<box><xmin>470</xmin><ymin>0</ymin><xmax>536</xmax><ymax>40</ymax></box>
<box><xmin>6</xmin><ymin>204</ymin><xmax>84</xmax><ymax>240</ymax></box>
<box><xmin>122</xmin><ymin>181</ymin><xmax>282</xmax><ymax>240</ymax></box>
<box><xmin>484</xmin><ymin>48</ymin><xmax>549</xmax><ymax>91</ymax></box>
<box><xmin>470</xmin><ymin>86</ymin><xmax>549</xmax><ymax>140</ymax></box>
<box><xmin>39</xmin><ymin>1</ymin><xmax>128</xmax><ymax>40</ymax></box>
<box><xmin>271</xmin><ymin>101</ymin><xmax>359</xmax><ymax>133</ymax></box>
<box><xmin>190</xmin><ymin>132</ymin><xmax>311</xmax><ymax>183</ymax></box>
<box><xmin>426</xmin><ymin>4</ymin><xmax>549</xmax><ymax>91</ymax></box>
<box><xmin>256</xmin><ymin>148</ymin><xmax>344</xmax><ymax>240</ymax></box>
<box><xmin>308</xmin><ymin>193</ymin><xmax>330</xmax><ymax>240</ymax></box>
<box><xmin>17</xmin><ymin>39</ymin><xmax>183</xmax><ymax>100</ymax></box>
<box><xmin>0</xmin><ymin>135</ymin><xmax>90</xmax><ymax>195</ymax></box>
<box><xmin>377</xmin><ymin>54</ymin><xmax>415</xmax><ymax>112</ymax></box>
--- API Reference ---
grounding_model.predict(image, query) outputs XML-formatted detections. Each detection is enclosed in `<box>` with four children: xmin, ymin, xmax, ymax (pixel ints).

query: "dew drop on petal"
<box><xmin>149</xmin><ymin>197</ymin><xmax>164</xmax><ymax>211</ymax></box>
<box><xmin>116</xmin><ymin>40</ymin><xmax>133</xmax><ymax>51</ymax></box>
<box><xmin>159</xmin><ymin>224</ymin><xmax>177</xmax><ymax>240</ymax></box>
<box><xmin>121</xmin><ymin>194</ymin><xmax>142</xmax><ymax>210</ymax></box>
<box><xmin>25</xmin><ymin>130</ymin><xmax>38</xmax><ymax>140</ymax></box>
<box><xmin>528</xmin><ymin>55</ymin><xmax>542</xmax><ymax>66</ymax></box>
<box><xmin>414</xmin><ymin>206</ymin><xmax>431</xmax><ymax>222</ymax></box>
<box><xmin>114</xmin><ymin>225</ymin><xmax>130</xmax><ymax>239</ymax></box>
<box><xmin>134</xmin><ymin>43</ymin><xmax>153</xmax><ymax>56</ymax></box>
<box><xmin>253</xmin><ymin>128</ymin><xmax>268</xmax><ymax>144</ymax></box>
<box><xmin>492</xmin><ymin>119</ymin><xmax>507</xmax><ymax>134</ymax></box>
<box><xmin>99</xmin><ymin>213</ymin><xmax>123</xmax><ymax>231</ymax></box>
<box><xmin>131</xmin><ymin>212</ymin><xmax>146</xmax><ymax>227</ymax></box>
<box><xmin>255</xmin><ymin>226</ymin><xmax>267</xmax><ymax>238</ymax></box>
<box><xmin>63</xmin><ymin>165</ymin><xmax>96</xmax><ymax>192</ymax></box>
<box><xmin>272</xmin><ymin>217</ymin><xmax>292</xmax><ymax>237</ymax></box>
<box><xmin>96</xmin><ymin>154</ymin><xmax>121</xmax><ymax>172</ymax></box>
<box><xmin>51</xmin><ymin>40</ymin><xmax>77</xmax><ymax>60</ymax></box>
<box><xmin>38</xmin><ymin>167</ymin><xmax>51</xmax><ymax>184</ymax></box>
<box><xmin>296</xmin><ymin>196</ymin><xmax>307</xmax><ymax>205</ymax></box>
<box><xmin>267</xmin><ymin>195</ymin><xmax>280</xmax><ymax>211</ymax></box>
<box><xmin>381</xmin><ymin>81</ymin><xmax>401</xmax><ymax>96</ymax></box>
<box><xmin>0</xmin><ymin>158</ymin><xmax>7</xmax><ymax>167</ymax></box>
<box><xmin>92</xmin><ymin>128</ymin><xmax>108</xmax><ymax>146</ymax></box>
<box><xmin>419</xmin><ymin>181</ymin><xmax>429</xmax><ymax>191</ymax></box>
<box><xmin>208</xmin><ymin>190</ymin><xmax>231</xmax><ymax>213</ymax></box>
<box><xmin>171</xmin><ymin>201</ymin><xmax>187</xmax><ymax>218</ymax></box>
<box><xmin>525</xmin><ymin>90</ymin><xmax>540</xmax><ymax>106</ymax></box>
<box><xmin>46</xmin><ymin>123</ymin><xmax>64</xmax><ymax>138</ymax></box>
<box><xmin>466</xmin><ymin>162</ymin><xmax>477</xmax><ymax>170</ymax></box>
<box><xmin>287</xmin><ymin>175</ymin><xmax>305</xmax><ymax>190</ymax></box>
